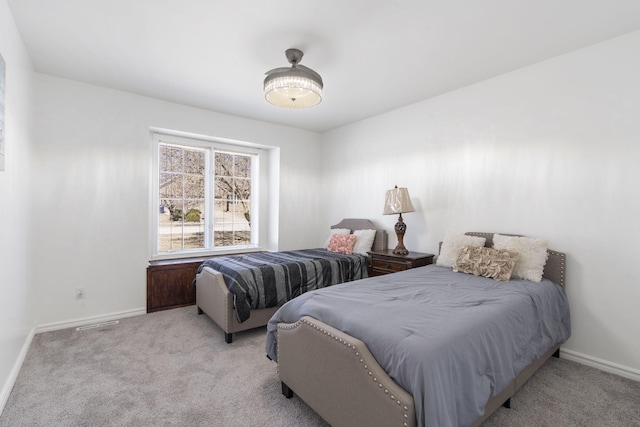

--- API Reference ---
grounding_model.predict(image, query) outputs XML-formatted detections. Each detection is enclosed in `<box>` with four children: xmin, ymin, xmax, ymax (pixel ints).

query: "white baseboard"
<box><xmin>0</xmin><ymin>327</ymin><xmax>36</xmax><ymax>415</ymax></box>
<box><xmin>561</xmin><ymin>348</ymin><xmax>640</xmax><ymax>382</ymax></box>
<box><xmin>35</xmin><ymin>307</ymin><xmax>147</xmax><ymax>334</ymax></box>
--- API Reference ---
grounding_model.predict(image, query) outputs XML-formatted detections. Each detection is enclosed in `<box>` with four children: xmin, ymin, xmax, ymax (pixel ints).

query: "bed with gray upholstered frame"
<box><xmin>195</xmin><ymin>218</ymin><xmax>387</xmax><ymax>343</ymax></box>
<box><xmin>270</xmin><ymin>232</ymin><xmax>568</xmax><ymax>427</ymax></box>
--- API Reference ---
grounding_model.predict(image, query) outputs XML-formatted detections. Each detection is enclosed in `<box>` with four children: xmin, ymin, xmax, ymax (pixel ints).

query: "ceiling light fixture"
<box><xmin>264</xmin><ymin>48</ymin><xmax>323</xmax><ymax>109</ymax></box>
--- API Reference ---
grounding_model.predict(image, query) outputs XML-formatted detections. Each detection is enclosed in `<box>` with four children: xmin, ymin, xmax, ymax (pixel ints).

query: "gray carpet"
<box><xmin>1</xmin><ymin>306</ymin><xmax>639</xmax><ymax>427</ymax></box>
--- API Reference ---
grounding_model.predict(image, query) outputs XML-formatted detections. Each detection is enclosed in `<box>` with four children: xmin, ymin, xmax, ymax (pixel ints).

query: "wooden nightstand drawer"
<box><xmin>368</xmin><ymin>250</ymin><xmax>434</xmax><ymax>277</ymax></box>
<box><xmin>371</xmin><ymin>258</ymin><xmax>410</xmax><ymax>273</ymax></box>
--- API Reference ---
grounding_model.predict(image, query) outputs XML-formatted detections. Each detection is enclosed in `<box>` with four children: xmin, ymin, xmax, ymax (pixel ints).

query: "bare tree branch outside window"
<box><xmin>214</xmin><ymin>152</ymin><xmax>251</xmax><ymax>246</ymax></box>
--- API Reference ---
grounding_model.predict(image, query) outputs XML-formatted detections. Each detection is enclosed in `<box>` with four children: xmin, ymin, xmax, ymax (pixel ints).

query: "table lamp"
<box><xmin>383</xmin><ymin>185</ymin><xmax>415</xmax><ymax>255</ymax></box>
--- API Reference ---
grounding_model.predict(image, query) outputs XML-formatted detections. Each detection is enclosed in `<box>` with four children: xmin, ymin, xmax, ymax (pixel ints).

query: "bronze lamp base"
<box><xmin>392</xmin><ymin>213</ymin><xmax>409</xmax><ymax>255</ymax></box>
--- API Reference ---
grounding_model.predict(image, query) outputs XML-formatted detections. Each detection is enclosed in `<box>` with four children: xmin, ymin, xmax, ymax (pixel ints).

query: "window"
<box><xmin>151</xmin><ymin>132</ymin><xmax>265</xmax><ymax>258</ymax></box>
<box><xmin>213</xmin><ymin>151</ymin><xmax>252</xmax><ymax>247</ymax></box>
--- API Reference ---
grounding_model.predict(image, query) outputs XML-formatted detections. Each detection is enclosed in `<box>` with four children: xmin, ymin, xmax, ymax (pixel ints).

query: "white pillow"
<box><xmin>436</xmin><ymin>234</ymin><xmax>487</xmax><ymax>267</ymax></box>
<box><xmin>352</xmin><ymin>229</ymin><xmax>377</xmax><ymax>255</ymax></box>
<box><xmin>324</xmin><ymin>228</ymin><xmax>351</xmax><ymax>248</ymax></box>
<box><xmin>493</xmin><ymin>234</ymin><xmax>548</xmax><ymax>282</ymax></box>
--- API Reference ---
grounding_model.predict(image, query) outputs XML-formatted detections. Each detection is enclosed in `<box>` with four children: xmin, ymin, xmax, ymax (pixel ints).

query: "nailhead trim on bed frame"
<box><xmin>278</xmin><ymin>318</ymin><xmax>411</xmax><ymax>426</ymax></box>
<box><xmin>547</xmin><ymin>249</ymin><xmax>566</xmax><ymax>286</ymax></box>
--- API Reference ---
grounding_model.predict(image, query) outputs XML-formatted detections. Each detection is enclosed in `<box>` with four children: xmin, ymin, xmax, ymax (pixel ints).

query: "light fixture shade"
<box><xmin>383</xmin><ymin>187</ymin><xmax>415</xmax><ymax>215</ymax></box>
<box><xmin>264</xmin><ymin>71</ymin><xmax>322</xmax><ymax>108</ymax></box>
<box><xmin>264</xmin><ymin>48</ymin><xmax>323</xmax><ymax>109</ymax></box>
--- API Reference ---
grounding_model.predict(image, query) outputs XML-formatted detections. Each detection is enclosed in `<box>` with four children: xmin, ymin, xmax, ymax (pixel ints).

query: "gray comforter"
<box><xmin>266</xmin><ymin>265</ymin><xmax>571</xmax><ymax>427</ymax></box>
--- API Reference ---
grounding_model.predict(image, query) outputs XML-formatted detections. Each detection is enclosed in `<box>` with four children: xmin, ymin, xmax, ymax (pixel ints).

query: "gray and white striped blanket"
<box><xmin>195</xmin><ymin>249</ymin><xmax>368</xmax><ymax>323</ymax></box>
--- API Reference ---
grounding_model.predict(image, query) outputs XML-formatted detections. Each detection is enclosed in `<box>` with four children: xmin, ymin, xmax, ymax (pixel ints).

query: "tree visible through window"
<box><xmin>158</xmin><ymin>143</ymin><xmax>252</xmax><ymax>252</ymax></box>
<box><xmin>214</xmin><ymin>152</ymin><xmax>251</xmax><ymax>247</ymax></box>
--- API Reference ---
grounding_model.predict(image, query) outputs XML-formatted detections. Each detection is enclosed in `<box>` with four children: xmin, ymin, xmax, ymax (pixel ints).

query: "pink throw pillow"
<box><xmin>327</xmin><ymin>234</ymin><xmax>357</xmax><ymax>254</ymax></box>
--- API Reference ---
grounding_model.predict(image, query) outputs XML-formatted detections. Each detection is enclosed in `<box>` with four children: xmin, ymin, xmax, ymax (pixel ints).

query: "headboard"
<box><xmin>464</xmin><ymin>232</ymin><xmax>566</xmax><ymax>287</ymax></box>
<box><xmin>331</xmin><ymin>218</ymin><xmax>388</xmax><ymax>252</ymax></box>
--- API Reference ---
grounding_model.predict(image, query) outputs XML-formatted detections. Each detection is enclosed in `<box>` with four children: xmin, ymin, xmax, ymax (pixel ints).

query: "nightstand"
<box><xmin>367</xmin><ymin>249</ymin><xmax>435</xmax><ymax>277</ymax></box>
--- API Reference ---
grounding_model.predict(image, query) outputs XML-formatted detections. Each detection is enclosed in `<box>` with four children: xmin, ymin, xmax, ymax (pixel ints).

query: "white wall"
<box><xmin>29</xmin><ymin>74</ymin><xmax>323</xmax><ymax>327</ymax></box>
<box><xmin>0</xmin><ymin>0</ymin><xmax>36</xmax><ymax>410</ymax></box>
<box><xmin>321</xmin><ymin>31</ymin><xmax>640</xmax><ymax>378</ymax></box>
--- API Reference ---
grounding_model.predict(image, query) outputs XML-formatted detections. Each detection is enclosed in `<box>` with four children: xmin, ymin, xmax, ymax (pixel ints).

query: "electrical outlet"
<box><xmin>75</xmin><ymin>287</ymin><xmax>87</xmax><ymax>299</ymax></box>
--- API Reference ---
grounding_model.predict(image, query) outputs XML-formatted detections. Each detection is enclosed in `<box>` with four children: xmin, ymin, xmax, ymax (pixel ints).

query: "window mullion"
<box><xmin>206</xmin><ymin>149</ymin><xmax>214</xmax><ymax>249</ymax></box>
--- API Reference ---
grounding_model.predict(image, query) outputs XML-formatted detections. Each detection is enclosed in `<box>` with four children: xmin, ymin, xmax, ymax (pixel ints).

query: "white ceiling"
<box><xmin>8</xmin><ymin>0</ymin><xmax>640</xmax><ymax>133</ymax></box>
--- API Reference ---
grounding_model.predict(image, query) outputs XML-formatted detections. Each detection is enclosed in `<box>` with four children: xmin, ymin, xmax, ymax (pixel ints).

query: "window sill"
<box><xmin>149</xmin><ymin>246</ymin><xmax>263</xmax><ymax>264</ymax></box>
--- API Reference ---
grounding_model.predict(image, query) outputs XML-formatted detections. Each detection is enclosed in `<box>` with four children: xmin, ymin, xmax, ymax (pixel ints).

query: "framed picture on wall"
<box><xmin>0</xmin><ymin>52</ymin><xmax>5</xmax><ymax>171</ymax></box>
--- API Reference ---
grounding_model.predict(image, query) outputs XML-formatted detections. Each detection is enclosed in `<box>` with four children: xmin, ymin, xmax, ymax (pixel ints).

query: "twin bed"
<box><xmin>266</xmin><ymin>232</ymin><xmax>570</xmax><ymax>427</ymax></box>
<box><xmin>194</xmin><ymin>219</ymin><xmax>387</xmax><ymax>343</ymax></box>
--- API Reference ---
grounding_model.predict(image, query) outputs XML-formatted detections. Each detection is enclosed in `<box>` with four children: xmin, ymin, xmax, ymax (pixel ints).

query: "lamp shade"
<box><xmin>383</xmin><ymin>187</ymin><xmax>415</xmax><ymax>215</ymax></box>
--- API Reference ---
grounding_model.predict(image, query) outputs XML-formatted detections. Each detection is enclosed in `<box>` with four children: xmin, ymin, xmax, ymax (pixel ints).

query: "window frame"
<box><xmin>150</xmin><ymin>130</ymin><xmax>267</xmax><ymax>261</ymax></box>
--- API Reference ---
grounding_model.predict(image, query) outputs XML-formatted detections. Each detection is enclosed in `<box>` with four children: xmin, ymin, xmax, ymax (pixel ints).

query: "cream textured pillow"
<box><xmin>324</xmin><ymin>228</ymin><xmax>351</xmax><ymax>248</ymax></box>
<box><xmin>453</xmin><ymin>246</ymin><xmax>519</xmax><ymax>282</ymax></box>
<box><xmin>493</xmin><ymin>234</ymin><xmax>548</xmax><ymax>282</ymax></box>
<box><xmin>352</xmin><ymin>229</ymin><xmax>377</xmax><ymax>255</ymax></box>
<box><xmin>436</xmin><ymin>234</ymin><xmax>487</xmax><ymax>267</ymax></box>
<box><xmin>327</xmin><ymin>234</ymin><xmax>358</xmax><ymax>254</ymax></box>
